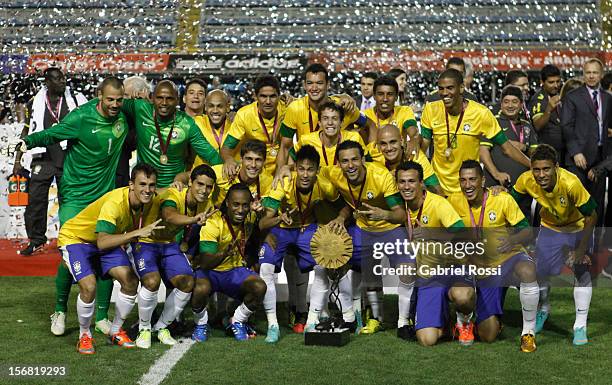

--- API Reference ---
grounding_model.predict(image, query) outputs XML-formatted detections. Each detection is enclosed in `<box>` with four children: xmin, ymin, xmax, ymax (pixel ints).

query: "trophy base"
<box><xmin>304</xmin><ymin>328</ymin><xmax>350</xmax><ymax>347</ymax></box>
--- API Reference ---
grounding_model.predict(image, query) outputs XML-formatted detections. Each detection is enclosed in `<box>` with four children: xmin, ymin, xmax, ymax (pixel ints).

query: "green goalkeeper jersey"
<box><xmin>24</xmin><ymin>101</ymin><xmax>128</xmax><ymax>207</ymax></box>
<box><xmin>121</xmin><ymin>99</ymin><xmax>223</xmax><ymax>187</ymax></box>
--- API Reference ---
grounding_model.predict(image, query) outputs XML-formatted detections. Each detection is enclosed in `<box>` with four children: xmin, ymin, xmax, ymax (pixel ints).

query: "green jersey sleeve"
<box><xmin>188</xmin><ymin>119</ymin><xmax>223</xmax><ymax>165</ymax></box>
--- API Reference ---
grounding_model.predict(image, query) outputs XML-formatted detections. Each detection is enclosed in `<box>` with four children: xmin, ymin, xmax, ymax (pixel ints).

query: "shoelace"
<box><xmin>81</xmin><ymin>335</ymin><xmax>94</xmax><ymax>349</ymax></box>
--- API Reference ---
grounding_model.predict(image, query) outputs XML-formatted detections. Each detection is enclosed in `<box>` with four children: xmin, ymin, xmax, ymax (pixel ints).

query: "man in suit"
<box><xmin>562</xmin><ymin>58</ymin><xmax>610</xmax><ymax>226</ymax></box>
<box><xmin>355</xmin><ymin>72</ymin><xmax>378</xmax><ymax>111</ymax></box>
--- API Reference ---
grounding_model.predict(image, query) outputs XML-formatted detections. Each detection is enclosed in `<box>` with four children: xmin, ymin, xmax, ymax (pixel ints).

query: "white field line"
<box><xmin>138</xmin><ymin>338</ymin><xmax>195</xmax><ymax>385</ymax></box>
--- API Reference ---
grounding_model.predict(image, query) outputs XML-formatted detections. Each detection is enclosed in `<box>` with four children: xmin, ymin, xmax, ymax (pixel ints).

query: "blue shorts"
<box><xmin>130</xmin><ymin>242</ymin><xmax>193</xmax><ymax>281</ymax></box>
<box><xmin>478</xmin><ymin>252</ymin><xmax>534</xmax><ymax>288</ymax></box>
<box><xmin>348</xmin><ymin>225</ymin><xmax>414</xmax><ymax>272</ymax></box>
<box><xmin>415</xmin><ymin>282</ymin><xmax>450</xmax><ymax>331</ymax></box>
<box><xmin>195</xmin><ymin>267</ymin><xmax>257</xmax><ymax>300</ymax></box>
<box><xmin>61</xmin><ymin>243</ymin><xmax>130</xmax><ymax>282</ymax></box>
<box><xmin>535</xmin><ymin>226</ymin><xmax>594</xmax><ymax>277</ymax></box>
<box><xmin>258</xmin><ymin>224</ymin><xmax>318</xmax><ymax>273</ymax></box>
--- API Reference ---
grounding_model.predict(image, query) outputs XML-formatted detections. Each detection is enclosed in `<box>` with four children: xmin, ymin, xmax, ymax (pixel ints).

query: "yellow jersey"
<box><xmin>291</xmin><ymin>129</ymin><xmax>366</xmax><ymax>167</ymax></box>
<box><xmin>211</xmin><ymin>164</ymin><xmax>273</xmax><ymax>207</ymax></box>
<box><xmin>280</xmin><ymin>95</ymin><xmax>363</xmax><ymax>140</ymax></box>
<box><xmin>322</xmin><ymin>162</ymin><xmax>402</xmax><ymax>232</ymax></box>
<box><xmin>420</xmin><ymin>100</ymin><xmax>507</xmax><ymax>195</ymax></box>
<box><xmin>140</xmin><ymin>188</ymin><xmax>213</xmax><ymax>243</ymax></box>
<box><xmin>58</xmin><ymin>187</ymin><xmax>149</xmax><ymax>246</ymax></box>
<box><xmin>199</xmin><ymin>210</ymin><xmax>257</xmax><ymax>272</ymax></box>
<box><xmin>447</xmin><ymin>190</ymin><xmax>528</xmax><ymax>267</ymax></box>
<box><xmin>511</xmin><ymin>168</ymin><xmax>596</xmax><ymax>232</ymax></box>
<box><xmin>192</xmin><ymin>115</ymin><xmax>232</xmax><ymax>169</ymax></box>
<box><xmin>368</xmin><ymin>145</ymin><xmax>440</xmax><ymax>189</ymax></box>
<box><xmin>223</xmin><ymin>101</ymin><xmax>288</xmax><ymax>175</ymax></box>
<box><xmin>363</xmin><ymin>105</ymin><xmax>417</xmax><ymax>132</ymax></box>
<box><xmin>262</xmin><ymin>173</ymin><xmax>339</xmax><ymax>228</ymax></box>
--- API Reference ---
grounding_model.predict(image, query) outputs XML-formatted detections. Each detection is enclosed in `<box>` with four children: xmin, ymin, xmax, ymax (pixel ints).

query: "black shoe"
<box><xmin>344</xmin><ymin>320</ymin><xmax>357</xmax><ymax>333</ymax></box>
<box><xmin>19</xmin><ymin>242</ymin><xmax>44</xmax><ymax>256</ymax></box>
<box><xmin>397</xmin><ymin>325</ymin><xmax>416</xmax><ymax>341</ymax></box>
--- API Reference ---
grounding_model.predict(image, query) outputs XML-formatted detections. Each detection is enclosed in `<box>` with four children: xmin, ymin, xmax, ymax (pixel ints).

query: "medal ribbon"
<box><xmin>468</xmin><ymin>190</ymin><xmax>488</xmax><ymax>239</ymax></box>
<box><xmin>405</xmin><ymin>191</ymin><xmax>426</xmax><ymax>241</ymax></box>
<box><xmin>294</xmin><ymin>179</ymin><xmax>315</xmax><ymax>228</ymax></box>
<box><xmin>210</xmin><ymin>118</ymin><xmax>225</xmax><ymax>150</ymax></box>
<box><xmin>132</xmin><ymin>205</ymin><xmax>144</xmax><ymax>230</ymax></box>
<box><xmin>508</xmin><ymin>120</ymin><xmax>524</xmax><ymax>144</ymax></box>
<box><xmin>45</xmin><ymin>95</ymin><xmax>63</xmax><ymax>124</ymax></box>
<box><xmin>346</xmin><ymin>170</ymin><xmax>367</xmax><ymax>209</ymax></box>
<box><xmin>239</xmin><ymin>173</ymin><xmax>261</xmax><ymax>199</ymax></box>
<box><xmin>154</xmin><ymin>112</ymin><xmax>176</xmax><ymax>158</ymax></box>
<box><xmin>223</xmin><ymin>214</ymin><xmax>246</xmax><ymax>260</ymax></box>
<box><xmin>183</xmin><ymin>193</ymin><xmax>196</xmax><ymax>244</ymax></box>
<box><xmin>445</xmin><ymin>101</ymin><xmax>466</xmax><ymax>149</ymax></box>
<box><xmin>257</xmin><ymin>109</ymin><xmax>279</xmax><ymax>147</ymax></box>
<box><xmin>320</xmin><ymin>131</ymin><xmax>341</xmax><ymax>166</ymax></box>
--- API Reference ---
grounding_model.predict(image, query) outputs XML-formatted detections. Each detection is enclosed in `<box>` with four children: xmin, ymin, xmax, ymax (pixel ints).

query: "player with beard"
<box><xmin>183</xmin><ymin>78</ymin><xmax>206</xmax><ymax>117</ymax></box>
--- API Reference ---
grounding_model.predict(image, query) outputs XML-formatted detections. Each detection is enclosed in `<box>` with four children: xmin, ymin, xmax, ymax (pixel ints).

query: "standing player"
<box><xmin>183</xmin><ymin>78</ymin><xmax>207</xmax><ymax>117</ymax></box>
<box><xmin>221</xmin><ymin>75</ymin><xmax>287</xmax><ymax>176</ymax></box>
<box><xmin>192</xmin><ymin>89</ymin><xmax>231</xmax><ymax>167</ymax></box>
<box><xmin>420</xmin><ymin>69</ymin><xmax>530</xmax><ymax>195</ymax></box>
<box><xmin>395</xmin><ymin>161</ymin><xmax>465</xmax><ymax>341</ymax></box>
<box><xmin>192</xmin><ymin>183</ymin><xmax>267</xmax><ymax>341</ymax></box>
<box><xmin>510</xmin><ymin>144</ymin><xmax>597</xmax><ymax>345</ymax></box>
<box><xmin>447</xmin><ymin>161</ymin><xmax>539</xmax><ymax>352</ymax></box>
<box><xmin>259</xmin><ymin>145</ymin><xmax>341</xmax><ymax>343</ymax></box>
<box><xmin>132</xmin><ymin>165</ymin><xmax>217</xmax><ymax>348</ymax></box>
<box><xmin>59</xmin><ymin>164</ymin><xmax>161</xmax><ymax>354</ymax></box>
<box><xmin>18</xmin><ymin>77</ymin><xmax>129</xmax><ymax>336</ymax></box>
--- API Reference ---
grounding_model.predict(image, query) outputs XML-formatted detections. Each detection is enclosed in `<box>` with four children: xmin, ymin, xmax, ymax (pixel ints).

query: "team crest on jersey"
<box><xmin>171</xmin><ymin>131</ymin><xmax>179</xmax><ymax>139</ymax></box>
<box><xmin>366</xmin><ymin>191</ymin><xmax>374</xmax><ymax>200</ymax></box>
<box><xmin>488</xmin><ymin>211</ymin><xmax>497</xmax><ymax>222</ymax></box>
<box><xmin>138</xmin><ymin>258</ymin><xmax>146</xmax><ymax>270</ymax></box>
<box><xmin>421</xmin><ymin>215</ymin><xmax>429</xmax><ymax>224</ymax></box>
<box><xmin>463</xmin><ymin>123</ymin><xmax>471</xmax><ymax>132</ymax></box>
<box><xmin>258</xmin><ymin>246</ymin><xmax>265</xmax><ymax>258</ymax></box>
<box><xmin>73</xmin><ymin>261</ymin><xmax>81</xmax><ymax>274</ymax></box>
<box><xmin>559</xmin><ymin>196</ymin><xmax>567</xmax><ymax>206</ymax></box>
<box><xmin>112</xmin><ymin>119</ymin><xmax>125</xmax><ymax>138</ymax></box>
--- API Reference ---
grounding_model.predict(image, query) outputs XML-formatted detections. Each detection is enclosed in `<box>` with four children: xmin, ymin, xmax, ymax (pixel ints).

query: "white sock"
<box><xmin>295</xmin><ymin>270</ymin><xmax>309</xmax><ymax>313</ymax></box>
<box><xmin>456</xmin><ymin>311</ymin><xmax>473</xmax><ymax>327</ymax></box>
<box><xmin>192</xmin><ymin>307</ymin><xmax>209</xmax><ymax>326</ymax></box>
<box><xmin>233</xmin><ymin>303</ymin><xmax>253</xmax><ymax>324</ymax></box>
<box><xmin>539</xmin><ymin>281</ymin><xmax>551</xmax><ymax>313</ymax></box>
<box><xmin>111</xmin><ymin>291</ymin><xmax>136</xmax><ymax>335</ymax></box>
<box><xmin>307</xmin><ymin>266</ymin><xmax>329</xmax><ymax>325</ymax></box>
<box><xmin>520</xmin><ymin>281</ymin><xmax>539</xmax><ymax>335</ymax></box>
<box><xmin>573</xmin><ymin>286</ymin><xmax>592</xmax><ymax>329</ymax></box>
<box><xmin>397</xmin><ymin>281</ymin><xmax>415</xmax><ymax>328</ymax></box>
<box><xmin>138</xmin><ymin>286</ymin><xmax>158</xmax><ymax>330</ymax></box>
<box><xmin>154</xmin><ymin>288</ymin><xmax>192</xmax><ymax>330</ymax></box>
<box><xmin>77</xmin><ymin>295</ymin><xmax>95</xmax><ymax>337</ymax></box>
<box><xmin>351</xmin><ymin>270</ymin><xmax>362</xmax><ymax>315</ymax></box>
<box><xmin>260</xmin><ymin>263</ymin><xmax>278</xmax><ymax>327</ymax></box>
<box><xmin>338</xmin><ymin>272</ymin><xmax>355</xmax><ymax>322</ymax></box>
<box><xmin>367</xmin><ymin>290</ymin><xmax>383</xmax><ymax>321</ymax></box>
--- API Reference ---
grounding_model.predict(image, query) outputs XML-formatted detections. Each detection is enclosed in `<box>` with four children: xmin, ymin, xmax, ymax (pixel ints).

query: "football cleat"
<box><xmin>50</xmin><ymin>311</ymin><xmax>66</xmax><ymax>336</ymax></box>
<box><xmin>354</xmin><ymin>310</ymin><xmax>364</xmax><ymax>335</ymax></box>
<box><xmin>229</xmin><ymin>321</ymin><xmax>249</xmax><ymax>341</ymax></box>
<box><xmin>304</xmin><ymin>323</ymin><xmax>316</xmax><ymax>333</ymax></box>
<box><xmin>265</xmin><ymin>325</ymin><xmax>280</xmax><ymax>344</ymax></box>
<box><xmin>573</xmin><ymin>327</ymin><xmax>588</xmax><ymax>346</ymax></box>
<box><xmin>520</xmin><ymin>332</ymin><xmax>537</xmax><ymax>353</ymax></box>
<box><xmin>359</xmin><ymin>318</ymin><xmax>382</xmax><ymax>334</ymax></box>
<box><xmin>95</xmin><ymin>318</ymin><xmax>112</xmax><ymax>336</ymax></box>
<box><xmin>454</xmin><ymin>321</ymin><xmax>475</xmax><ymax>346</ymax></box>
<box><xmin>157</xmin><ymin>328</ymin><xmax>177</xmax><ymax>345</ymax></box>
<box><xmin>292</xmin><ymin>312</ymin><xmax>307</xmax><ymax>333</ymax></box>
<box><xmin>19</xmin><ymin>242</ymin><xmax>44</xmax><ymax>256</ymax></box>
<box><xmin>397</xmin><ymin>324</ymin><xmax>417</xmax><ymax>341</ymax></box>
<box><xmin>111</xmin><ymin>329</ymin><xmax>136</xmax><ymax>348</ymax></box>
<box><xmin>192</xmin><ymin>324</ymin><xmax>210</xmax><ymax>343</ymax></box>
<box><xmin>535</xmin><ymin>310</ymin><xmax>549</xmax><ymax>334</ymax></box>
<box><xmin>136</xmin><ymin>329</ymin><xmax>152</xmax><ymax>349</ymax></box>
<box><xmin>77</xmin><ymin>334</ymin><xmax>95</xmax><ymax>355</ymax></box>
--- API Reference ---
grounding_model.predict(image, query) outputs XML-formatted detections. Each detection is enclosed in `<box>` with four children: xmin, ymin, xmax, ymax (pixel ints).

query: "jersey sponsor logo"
<box><xmin>488</xmin><ymin>211</ymin><xmax>497</xmax><ymax>222</ymax></box>
<box><xmin>73</xmin><ymin>261</ymin><xmax>81</xmax><ymax>274</ymax></box>
<box><xmin>366</xmin><ymin>191</ymin><xmax>374</xmax><ymax>200</ymax></box>
<box><xmin>463</xmin><ymin>123</ymin><xmax>472</xmax><ymax>132</ymax></box>
<box><xmin>421</xmin><ymin>215</ymin><xmax>429</xmax><ymax>224</ymax></box>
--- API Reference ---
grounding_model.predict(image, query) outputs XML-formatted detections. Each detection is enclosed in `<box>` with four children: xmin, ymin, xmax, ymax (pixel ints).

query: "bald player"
<box><xmin>193</xmin><ymin>89</ymin><xmax>231</xmax><ymax>160</ymax></box>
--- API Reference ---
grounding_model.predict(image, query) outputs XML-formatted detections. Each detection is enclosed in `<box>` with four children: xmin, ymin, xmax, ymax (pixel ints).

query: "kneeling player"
<box><xmin>192</xmin><ymin>183</ymin><xmax>267</xmax><ymax>341</ymax></box>
<box><xmin>59</xmin><ymin>164</ymin><xmax>162</xmax><ymax>354</ymax></box>
<box><xmin>448</xmin><ymin>160</ymin><xmax>538</xmax><ymax>352</ymax></box>
<box><xmin>259</xmin><ymin>145</ymin><xmax>341</xmax><ymax>343</ymax></box>
<box><xmin>132</xmin><ymin>165</ymin><xmax>217</xmax><ymax>347</ymax></box>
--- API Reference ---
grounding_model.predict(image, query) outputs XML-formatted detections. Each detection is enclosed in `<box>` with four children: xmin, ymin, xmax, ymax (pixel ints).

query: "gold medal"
<box><xmin>180</xmin><ymin>241</ymin><xmax>189</xmax><ymax>253</ymax></box>
<box><xmin>160</xmin><ymin>154</ymin><xmax>168</xmax><ymax>164</ymax></box>
<box><xmin>270</xmin><ymin>147</ymin><xmax>278</xmax><ymax>157</ymax></box>
<box><xmin>444</xmin><ymin>147</ymin><xmax>453</xmax><ymax>158</ymax></box>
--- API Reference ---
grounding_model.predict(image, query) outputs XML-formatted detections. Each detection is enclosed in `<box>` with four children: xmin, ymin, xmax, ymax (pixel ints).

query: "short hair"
<box><xmin>303</xmin><ymin>63</ymin><xmax>328</xmax><ymax>82</ymax></box>
<box><xmin>584</xmin><ymin>58</ymin><xmax>604</xmax><ymax>71</ymax></box>
<box><xmin>446</xmin><ymin>57</ymin><xmax>466</xmax><ymax>72</ymax></box>
<box><xmin>540</xmin><ymin>64</ymin><xmax>561</xmax><ymax>82</ymax></box>
<box><xmin>221</xmin><ymin>183</ymin><xmax>253</xmax><ymax>216</ymax></box>
<box><xmin>295</xmin><ymin>144</ymin><xmax>320</xmax><ymax>168</ymax></box>
<box><xmin>130</xmin><ymin>163</ymin><xmax>157</xmax><ymax>181</ymax></box>
<box><xmin>318</xmin><ymin>100</ymin><xmax>344</xmax><ymax>122</ymax></box>
<box><xmin>601</xmin><ymin>73</ymin><xmax>612</xmax><ymax>91</ymax></box>
<box><xmin>387</xmin><ymin>68</ymin><xmax>406</xmax><ymax>80</ymax></box>
<box><xmin>531</xmin><ymin>144</ymin><xmax>558</xmax><ymax>164</ymax></box>
<box><xmin>44</xmin><ymin>67</ymin><xmax>64</xmax><ymax>80</ymax></box>
<box><xmin>396</xmin><ymin>161</ymin><xmax>423</xmax><ymax>181</ymax></box>
<box><xmin>501</xmin><ymin>85</ymin><xmax>524</xmax><ymax>103</ymax></box>
<box><xmin>240</xmin><ymin>139</ymin><xmax>267</xmax><ymax>159</ymax></box>
<box><xmin>505</xmin><ymin>70</ymin><xmax>528</xmax><ymax>86</ymax></box>
<box><xmin>124</xmin><ymin>76</ymin><xmax>150</xmax><ymax>95</ymax></box>
<box><xmin>185</xmin><ymin>78</ymin><xmax>207</xmax><ymax>92</ymax></box>
<box><xmin>560</xmin><ymin>78</ymin><xmax>584</xmax><ymax>100</ymax></box>
<box><xmin>361</xmin><ymin>72</ymin><xmax>378</xmax><ymax>81</ymax></box>
<box><xmin>373</xmin><ymin>75</ymin><xmax>399</xmax><ymax>95</ymax></box>
<box><xmin>191</xmin><ymin>164</ymin><xmax>216</xmax><ymax>182</ymax></box>
<box><xmin>439</xmin><ymin>68</ymin><xmax>464</xmax><ymax>86</ymax></box>
<box><xmin>254</xmin><ymin>75</ymin><xmax>280</xmax><ymax>95</ymax></box>
<box><xmin>155</xmin><ymin>79</ymin><xmax>178</xmax><ymax>95</ymax></box>
<box><xmin>459</xmin><ymin>160</ymin><xmax>483</xmax><ymax>177</ymax></box>
<box><xmin>99</xmin><ymin>76</ymin><xmax>124</xmax><ymax>93</ymax></box>
<box><xmin>336</xmin><ymin>140</ymin><xmax>364</xmax><ymax>159</ymax></box>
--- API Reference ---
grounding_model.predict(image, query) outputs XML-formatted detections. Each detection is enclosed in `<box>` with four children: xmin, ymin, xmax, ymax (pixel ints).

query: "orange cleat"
<box><xmin>111</xmin><ymin>329</ymin><xmax>136</xmax><ymax>348</ymax></box>
<box><xmin>77</xmin><ymin>334</ymin><xmax>95</xmax><ymax>355</ymax></box>
<box><xmin>454</xmin><ymin>321</ymin><xmax>475</xmax><ymax>346</ymax></box>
